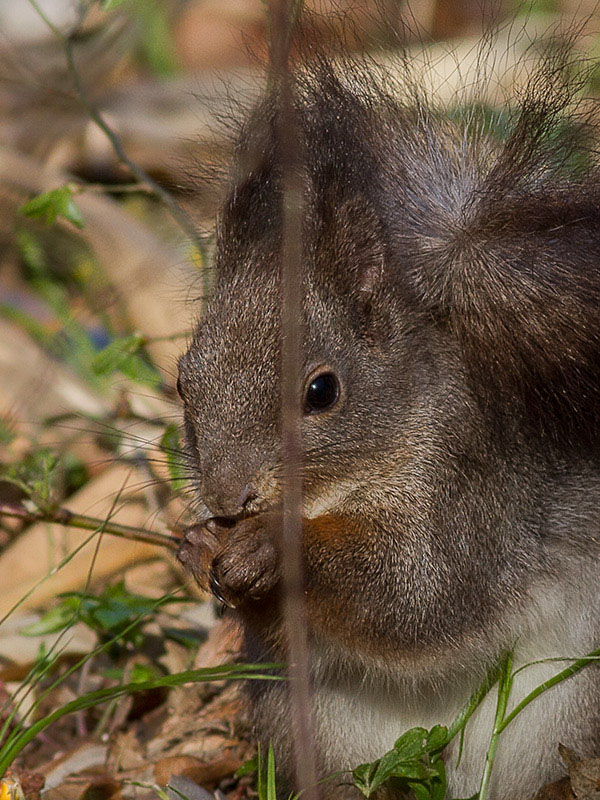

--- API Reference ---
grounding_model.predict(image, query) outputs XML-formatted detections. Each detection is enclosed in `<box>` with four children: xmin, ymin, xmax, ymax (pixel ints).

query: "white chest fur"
<box><xmin>310</xmin><ymin>579</ymin><xmax>600</xmax><ymax>799</ymax></box>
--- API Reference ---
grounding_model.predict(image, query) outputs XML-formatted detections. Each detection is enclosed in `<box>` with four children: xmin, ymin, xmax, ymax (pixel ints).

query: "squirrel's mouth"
<box><xmin>202</xmin><ymin>510</ymin><xmax>260</xmax><ymax>529</ymax></box>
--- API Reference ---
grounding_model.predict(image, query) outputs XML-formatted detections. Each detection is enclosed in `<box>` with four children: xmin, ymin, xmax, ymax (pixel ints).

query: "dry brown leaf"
<box><xmin>535</xmin><ymin>777</ymin><xmax>575</xmax><ymax>800</ymax></box>
<box><xmin>41</xmin><ymin>744</ymin><xmax>108</xmax><ymax>792</ymax></box>
<box><xmin>154</xmin><ymin>755</ymin><xmax>243</xmax><ymax>789</ymax></box>
<box><xmin>560</xmin><ymin>745</ymin><xmax>600</xmax><ymax>800</ymax></box>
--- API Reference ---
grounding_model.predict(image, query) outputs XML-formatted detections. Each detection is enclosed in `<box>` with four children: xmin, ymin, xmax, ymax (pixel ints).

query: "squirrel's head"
<box><xmin>177</xmin><ymin>146</ymin><xmax>423</xmax><ymax>519</ymax></box>
<box><xmin>179</xmin><ymin>56</ymin><xmax>600</xmax><ymax>522</ymax></box>
<box><xmin>178</xmin><ymin>67</ymin><xmax>438</xmax><ymax>519</ymax></box>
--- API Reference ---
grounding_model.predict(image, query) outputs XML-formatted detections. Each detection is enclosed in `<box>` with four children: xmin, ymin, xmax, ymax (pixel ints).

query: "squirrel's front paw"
<box><xmin>177</xmin><ymin>522</ymin><xmax>221</xmax><ymax>592</ymax></box>
<box><xmin>210</xmin><ymin>516</ymin><xmax>280</xmax><ymax>608</ymax></box>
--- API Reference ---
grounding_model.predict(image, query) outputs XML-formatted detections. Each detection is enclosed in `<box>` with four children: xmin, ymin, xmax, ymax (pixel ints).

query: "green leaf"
<box><xmin>161</xmin><ymin>424</ymin><xmax>187</xmax><ymax>491</ymax></box>
<box><xmin>64</xmin><ymin>581</ymin><xmax>162</xmax><ymax>632</ymax></box>
<box><xmin>20</xmin><ymin>185</ymin><xmax>84</xmax><ymax>229</ymax></box>
<box><xmin>408</xmin><ymin>781</ymin><xmax>432</xmax><ymax>800</ymax></box>
<box><xmin>352</xmin><ymin>761</ymin><xmax>379</xmax><ymax>797</ymax></box>
<box><xmin>429</xmin><ymin>761</ymin><xmax>447</xmax><ymax>800</ymax></box>
<box><xmin>393</xmin><ymin>762</ymin><xmax>434</xmax><ymax>781</ymax></box>
<box><xmin>369</xmin><ymin>751</ymin><xmax>411</xmax><ymax>791</ymax></box>
<box><xmin>129</xmin><ymin>662</ymin><xmax>161</xmax><ymax>683</ymax></box>
<box><xmin>393</xmin><ymin>727</ymin><xmax>428</xmax><ymax>760</ymax></box>
<box><xmin>236</xmin><ymin>755</ymin><xmax>258</xmax><ymax>778</ymax></box>
<box><xmin>91</xmin><ymin>333</ymin><xmax>161</xmax><ymax>386</ymax></box>
<box><xmin>102</xmin><ymin>0</ymin><xmax>129</xmax><ymax>9</ymax></box>
<box><xmin>91</xmin><ymin>334</ymin><xmax>145</xmax><ymax>376</ymax></box>
<box><xmin>2</xmin><ymin>450</ymin><xmax>59</xmax><ymax>509</ymax></box>
<box><xmin>426</xmin><ymin>725</ymin><xmax>448</xmax><ymax>753</ymax></box>
<box><xmin>372</xmin><ymin>755</ymin><xmax>435</xmax><ymax>793</ymax></box>
<box><xmin>21</xmin><ymin>605</ymin><xmax>76</xmax><ymax>636</ymax></box>
<box><xmin>118</xmin><ymin>352</ymin><xmax>161</xmax><ymax>386</ymax></box>
<box><xmin>353</xmin><ymin>725</ymin><xmax>450</xmax><ymax>800</ymax></box>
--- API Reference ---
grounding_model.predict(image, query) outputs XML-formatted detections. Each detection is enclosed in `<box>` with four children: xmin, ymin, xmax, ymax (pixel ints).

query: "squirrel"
<box><xmin>175</xmin><ymin>32</ymin><xmax>600</xmax><ymax>800</ymax></box>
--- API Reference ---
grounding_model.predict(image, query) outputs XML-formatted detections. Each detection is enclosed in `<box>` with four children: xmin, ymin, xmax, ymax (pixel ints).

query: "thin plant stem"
<box><xmin>0</xmin><ymin>502</ymin><xmax>180</xmax><ymax>550</ymax></box>
<box><xmin>270</xmin><ymin>0</ymin><xmax>318</xmax><ymax>795</ymax></box>
<box><xmin>26</xmin><ymin>0</ymin><xmax>204</xmax><ymax>259</ymax></box>
<box><xmin>478</xmin><ymin>652</ymin><xmax>513</xmax><ymax>800</ymax></box>
<box><xmin>438</xmin><ymin>661</ymin><xmax>503</xmax><ymax>754</ymax></box>
<box><xmin>510</xmin><ymin>653</ymin><xmax>600</xmax><ymax>679</ymax></box>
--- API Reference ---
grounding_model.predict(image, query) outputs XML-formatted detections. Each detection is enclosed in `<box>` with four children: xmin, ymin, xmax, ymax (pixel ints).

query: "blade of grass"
<box><xmin>0</xmin><ymin>663</ymin><xmax>283</xmax><ymax>776</ymax></box>
<box><xmin>437</xmin><ymin>661</ymin><xmax>503</xmax><ymax>755</ymax></box>
<box><xmin>267</xmin><ymin>743</ymin><xmax>277</xmax><ymax>800</ymax></box>
<box><xmin>499</xmin><ymin>645</ymin><xmax>600</xmax><ymax>734</ymax></box>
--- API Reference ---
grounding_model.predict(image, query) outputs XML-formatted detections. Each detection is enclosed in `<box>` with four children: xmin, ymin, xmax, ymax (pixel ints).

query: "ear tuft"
<box><xmin>318</xmin><ymin>193</ymin><xmax>386</xmax><ymax>303</ymax></box>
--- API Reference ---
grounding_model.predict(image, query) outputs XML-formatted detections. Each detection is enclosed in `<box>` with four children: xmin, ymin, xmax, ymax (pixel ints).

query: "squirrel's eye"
<box><xmin>304</xmin><ymin>372</ymin><xmax>340</xmax><ymax>415</ymax></box>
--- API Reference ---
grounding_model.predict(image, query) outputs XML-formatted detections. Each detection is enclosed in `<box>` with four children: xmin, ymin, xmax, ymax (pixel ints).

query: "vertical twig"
<box><xmin>26</xmin><ymin>0</ymin><xmax>204</xmax><ymax>258</ymax></box>
<box><xmin>269</xmin><ymin>0</ymin><xmax>319</xmax><ymax>798</ymax></box>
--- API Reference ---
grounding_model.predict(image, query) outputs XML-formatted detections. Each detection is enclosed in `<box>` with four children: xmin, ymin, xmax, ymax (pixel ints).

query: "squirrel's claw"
<box><xmin>208</xmin><ymin>567</ymin><xmax>237</xmax><ymax>608</ymax></box>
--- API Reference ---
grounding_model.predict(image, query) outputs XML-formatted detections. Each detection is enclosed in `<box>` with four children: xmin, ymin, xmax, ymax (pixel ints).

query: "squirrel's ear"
<box><xmin>319</xmin><ymin>193</ymin><xmax>386</xmax><ymax>302</ymax></box>
<box><xmin>415</xmin><ymin>183</ymin><xmax>600</xmax><ymax>446</ymax></box>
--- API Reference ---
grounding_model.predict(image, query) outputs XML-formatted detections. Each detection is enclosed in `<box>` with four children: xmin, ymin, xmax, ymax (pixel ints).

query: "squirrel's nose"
<box><xmin>201</xmin><ymin>479</ymin><xmax>257</xmax><ymax>518</ymax></box>
<box><xmin>237</xmin><ymin>484</ymin><xmax>257</xmax><ymax>509</ymax></box>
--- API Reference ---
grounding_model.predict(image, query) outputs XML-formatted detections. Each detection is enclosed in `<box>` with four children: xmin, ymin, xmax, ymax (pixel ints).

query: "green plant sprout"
<box><xmin>351</xmin><ymin>646</ymin><xmax>600</xmax><ymax>800</ymax></box>
<box><xmin>160</xmin><ymin>424</ymin><xmax>188</xmax><ymax>491</ymax></box>
<box><xmin>20</xmin><ymin>185</ymin><xmax>85</xmax><ymax>230</ymax></box>
<box><xmin>21</xmin><ymin>580</ymin><xmax>190</xmax><ymax>653</ymax></box>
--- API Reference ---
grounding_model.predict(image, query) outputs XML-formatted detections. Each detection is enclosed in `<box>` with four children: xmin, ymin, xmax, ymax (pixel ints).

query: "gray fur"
<box><xmin>177</xmin><ymin>45</ymin><xmax>600</xmax><ymax>799</ymax></box>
